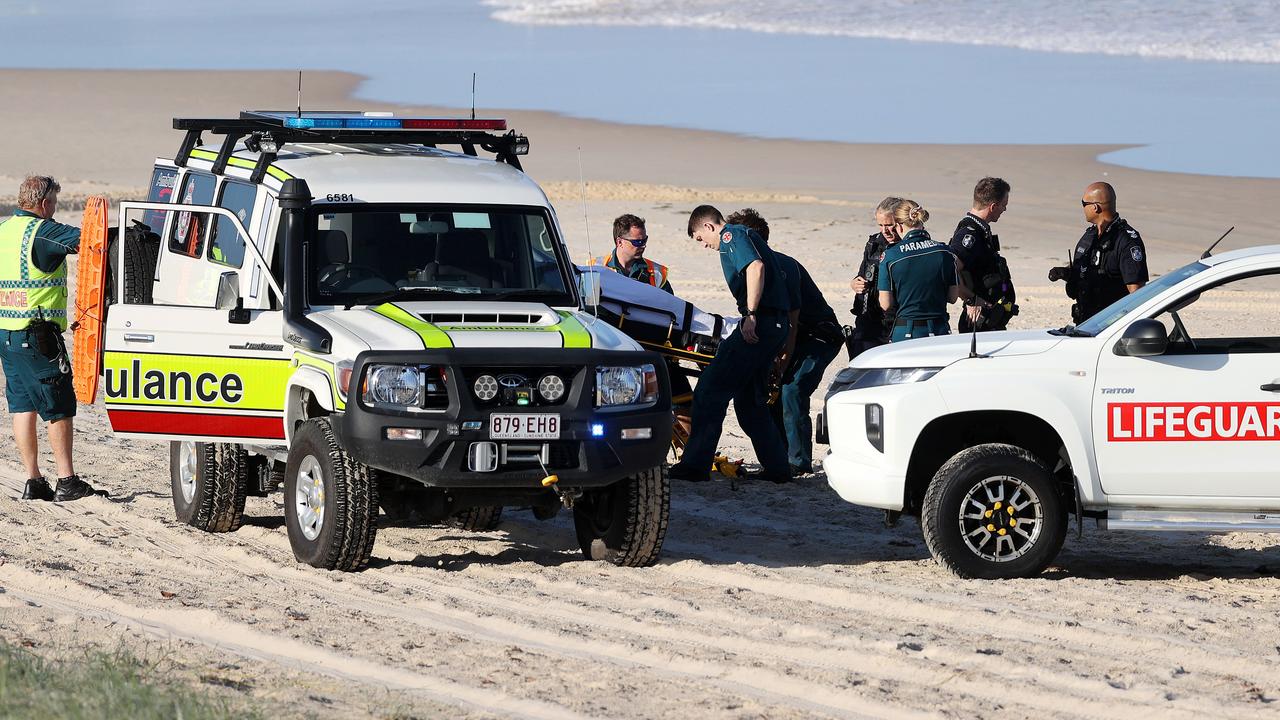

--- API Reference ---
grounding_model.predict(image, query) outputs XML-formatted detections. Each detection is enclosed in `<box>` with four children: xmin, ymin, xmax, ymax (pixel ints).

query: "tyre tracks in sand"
<box><xmin>2</xmin><ymin>446</ymin><xmax>1279</xmax><ymax>718</ymax></box>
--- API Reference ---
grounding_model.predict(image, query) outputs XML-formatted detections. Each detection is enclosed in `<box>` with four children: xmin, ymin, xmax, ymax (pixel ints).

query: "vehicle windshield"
<box><xmin>309</xmin><ymin>205</ymin><xmax>575</xmax><ymax>306</ymax></box>
<box><xmin>1073</xmin><ymin>261</ymin><xmax>1208</xmax><ymax>335</ymax></box>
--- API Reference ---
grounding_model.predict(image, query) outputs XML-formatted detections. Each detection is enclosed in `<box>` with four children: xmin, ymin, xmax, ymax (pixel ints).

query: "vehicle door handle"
<box><xmin>123</xmin><ymin>333</ymin><xmax>154</xmax><ymax>343</ymax></box>
<box><xmin>1261</xmin><ymin>383</ymin><xmax>1280</xmax><ymax>392</ymax></box>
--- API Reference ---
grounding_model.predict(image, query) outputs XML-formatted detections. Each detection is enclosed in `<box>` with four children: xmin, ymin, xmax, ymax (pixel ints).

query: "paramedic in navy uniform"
<box><xmin>727</xmin><ymin>208</ymin><xmax>841</xmax><ymax>477</ymax></box>
<box><xmin>668</xmin><ymin>205</ymin><xmax>792</xmax><ymax>484</ymax></box>
<box><xmin>877</xmin><ymin>199</ymin><xmax>959</xmax><ymax>342</ymax></box>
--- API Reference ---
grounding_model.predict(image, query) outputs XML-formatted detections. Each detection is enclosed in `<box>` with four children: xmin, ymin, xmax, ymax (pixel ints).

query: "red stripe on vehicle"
<box><xmin>107</xmin><ymin>409</ymin><xmax>285</xmax><ymax>440</ymax></box>
<box><xmin>1107</xmin><ymin>402</ymin><xmax>1280</xmax><ymax>442</ymax></box>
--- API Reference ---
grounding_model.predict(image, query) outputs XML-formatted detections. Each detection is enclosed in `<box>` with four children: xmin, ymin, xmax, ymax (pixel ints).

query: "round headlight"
<box><xmin>596</xmin><ymin>366</ymin><xmax>643</xmax><ymax>406</ymax></box>
<box><xmin>474</xmin><ymin>374</ymin><xmax>498</xmax><ymax>402</ymax></box>
<box><xmin>368</xmin><ymin>365</ymin><xmax>422</xmax><ymax>406</ymax></box>
<box><xmin>537</xmin><ymin>374</ymin><xmax>565</xmax><ymax>402</ymax></box>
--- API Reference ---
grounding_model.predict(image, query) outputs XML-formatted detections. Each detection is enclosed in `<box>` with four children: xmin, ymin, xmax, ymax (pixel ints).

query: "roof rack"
<box><xmin>172</xmin><ymin>111</ymin><xmax>530</xmax><ymax>182</ymax></box>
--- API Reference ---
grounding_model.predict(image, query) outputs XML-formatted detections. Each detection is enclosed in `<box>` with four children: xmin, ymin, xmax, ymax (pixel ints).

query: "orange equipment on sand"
<box><xmin>72</xmin><ymin>196</ymin><xmax>110</xmax><ymax>404</ymax></box>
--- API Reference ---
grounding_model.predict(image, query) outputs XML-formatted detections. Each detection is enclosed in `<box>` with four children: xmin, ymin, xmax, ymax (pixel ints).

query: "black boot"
<box><xmin>667</xmin><ymin>462</ymin><xmax>711</xmax><ymax>483</ymax></box>
<box><xmin>54</xmin><ymin>475</ymin><xmax>105</xmax><ymax>502</ymax></box>
<box><xmin>22</xmin><ymin>477</ymin><xmax>55</xmax><ymax>501</ymax></box>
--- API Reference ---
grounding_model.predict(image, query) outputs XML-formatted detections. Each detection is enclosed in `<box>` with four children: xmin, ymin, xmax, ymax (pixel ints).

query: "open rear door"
<box><xmin>102</xmin><ymin>201</ymin><xmax>291</xmax><ymax>444</ymax></box>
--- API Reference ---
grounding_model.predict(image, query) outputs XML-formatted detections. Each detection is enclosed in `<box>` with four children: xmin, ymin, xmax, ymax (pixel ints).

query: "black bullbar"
<box><xmin>338</xmin><ymin>348</ymin><xmax>672</xmax><ymax>488</ymax></box>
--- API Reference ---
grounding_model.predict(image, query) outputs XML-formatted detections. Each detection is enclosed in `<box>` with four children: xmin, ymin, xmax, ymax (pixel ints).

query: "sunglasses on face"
<box><xmin>619</xmin><ymin>235</ymin><xmax>648</xmax><ymax>247</ymax></box>
<box><xmin>1082</xmin><ymin>199</ymin><xmax>1105</xmax><ymax>208</ymax></box>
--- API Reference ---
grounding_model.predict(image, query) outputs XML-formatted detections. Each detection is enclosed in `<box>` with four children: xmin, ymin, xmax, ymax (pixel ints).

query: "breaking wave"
<box><xmin>484</xmin><ymin>0</ymin><xmax>1280</xmax><ymax>65</ymax></box>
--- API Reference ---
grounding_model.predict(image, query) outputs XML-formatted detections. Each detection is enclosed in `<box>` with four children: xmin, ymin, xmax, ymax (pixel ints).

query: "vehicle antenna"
<box><xmin>470</xmin><ymin>72</ymin><xmax>477</xmax><ymax>120</ymax></box>
<box><xmin>967</xmin><ymin>297</ymin><xmax>985</xmax><ymax>359</ymax></box>
<box><xmin>297</xmin><ymin>70</ymin><xmax>303</xmax><ymax>119</ymax></box>
<box><xmin>1200</xmin><ymin>226</ymin><xmax>1234</xmax><ymax>259</ymax></box>
<box><xmin>577</xmin><ymin>147</ymin><xmax>599</xmax><ymax>320</ymax></box>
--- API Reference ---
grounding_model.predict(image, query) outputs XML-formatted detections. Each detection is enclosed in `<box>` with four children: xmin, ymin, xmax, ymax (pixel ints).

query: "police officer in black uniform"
<box><xmin>1048</xmin><ymin>182</ymin><xmax>1148</xmax><ymax>323</ymax></box>
<box><xmin>949</xmin><ymin>177</ymin><xmax>1017</xmax><ymax>332</ymax></box>
<box><xmin>847</xmin><ymin>197</ymin><xmax>901</xmax><ymax>357</ymax></box>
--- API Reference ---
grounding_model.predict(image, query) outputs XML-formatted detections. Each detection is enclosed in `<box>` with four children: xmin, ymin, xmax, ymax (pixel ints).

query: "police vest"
<box><xmin>0</xmin><ymin>216</ymin><xmax>68</xmax><ymax>331</ymax></box>
<box><xmin>590</xmin><ymin>255</ymin><xmax>668</xmax><ymax>289</ymax></box>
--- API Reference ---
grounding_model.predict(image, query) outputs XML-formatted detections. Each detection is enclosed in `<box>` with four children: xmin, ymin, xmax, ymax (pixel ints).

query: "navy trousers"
<box><xmin>673</xmin><ymin>314</ymin><xmax>790</xmax><ymax>479</ymax></box>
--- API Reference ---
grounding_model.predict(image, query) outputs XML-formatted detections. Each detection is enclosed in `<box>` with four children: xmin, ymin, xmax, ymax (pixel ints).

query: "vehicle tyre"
<box><xmin>450</xmin><ymin>505</ymin><xmax>503</xmax><ymax>532</ymax></box>
<box><xmin>922</xmin><ymin>443</ymin><xmax>1066</xmax><ymax>579</ymax></box>
<box><xmin>169</xmin><ymin>441</ymin><xmax>248</xmax><ymax>533</ymax></box>
<box><xmin>121</xmin><ymin>224</ymin><xmax>160</xmax><ymax>305</ymax></box>
<box><xmin>284</xmin><ymin>418</ymin><xmax>379</xmax><ymax>571</ymax></box>
<box><xmin>573</xmin><ymin>466</ymin><xmax>669</xmax><ymax>567</ymax></box>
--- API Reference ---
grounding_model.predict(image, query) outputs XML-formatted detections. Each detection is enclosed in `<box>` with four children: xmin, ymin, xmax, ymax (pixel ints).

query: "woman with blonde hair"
<box><xmin>847</xmin><ymin>196</ymin><xmax>903</xmax><ymax>356</ymax></box>
<box><xmin>876</xmin><ymin>199</ymin><xmax>959</xmax><ymax>342</ymax></box>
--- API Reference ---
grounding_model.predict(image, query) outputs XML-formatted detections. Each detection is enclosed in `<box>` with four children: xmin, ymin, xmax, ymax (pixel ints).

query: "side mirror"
<box><xmin>216</xmin><ymin>271</ymin><xmax>240</xmax><ymax>311</ymax></box>
<box><xmin>1114</xmin><ymin>318</ymin><xmax>1168</xmax><ymax>357</ymax></box>
<box><xmin>578</xmin><ymin>268</ymin><xmax>602</xmax><ymax>307</ymax></box>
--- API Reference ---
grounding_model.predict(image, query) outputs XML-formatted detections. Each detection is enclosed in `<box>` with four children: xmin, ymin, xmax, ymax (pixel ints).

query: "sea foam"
<box><xmin>485</xmin><ymin>0</ymin><xmax>1280</xmax><ymax>65</ymax></box>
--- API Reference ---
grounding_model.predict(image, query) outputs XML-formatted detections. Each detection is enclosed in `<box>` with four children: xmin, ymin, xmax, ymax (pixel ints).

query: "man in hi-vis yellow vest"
<box><xmin>589</xmin><ymin>214</ymin><xmax>674</xmax><ymax>294</ymax></box>
<box><xmin>0</xmin><ymin>175</ymin><xmax>100</xmax><ymax>502</ymax></box>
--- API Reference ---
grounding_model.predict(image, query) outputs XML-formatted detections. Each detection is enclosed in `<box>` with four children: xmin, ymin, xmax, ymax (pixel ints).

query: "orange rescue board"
<box><xmin>72</xmin><ymin>196</ymin><xmax>110</xmax><ymax>404</ymax></box>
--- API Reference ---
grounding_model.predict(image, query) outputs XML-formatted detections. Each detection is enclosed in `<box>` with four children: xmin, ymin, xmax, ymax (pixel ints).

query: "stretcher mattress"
<box><xmin>579</xmin><ymin>265</ymin><xmax>738</xmax><ymax>354</ymax></box>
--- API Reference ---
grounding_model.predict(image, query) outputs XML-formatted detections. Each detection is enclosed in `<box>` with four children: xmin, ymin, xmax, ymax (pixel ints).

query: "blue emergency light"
<box><xmin>249</xmin><ymin>111</ymin><xmax>507</xmax><ymax>132</ymax></box>
<box><xmin>590</xmin><ymin>423</ymin><xmax>606</xmax><ymax>438</ymax></box>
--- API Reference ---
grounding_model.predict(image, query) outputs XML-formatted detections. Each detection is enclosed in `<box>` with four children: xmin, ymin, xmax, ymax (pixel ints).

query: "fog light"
<box><xmin>590</xmin><ymin>423</ymin><xmax>605</xmax><ymax>438</ymax></box>
<box><xmin>620</xmin><ymin>427</ymin><xmax>652</xmax><ymax>440</ymax></box>
<box><xmin>865</xmin><ymin>403</ymin><xmax>884</xmax><ymax>453</ymax></box>
<box><xmin>474</xmin><ymin>374</ymin><xmax>498</xmax><ymax>402</ymax></box>
<box><xmin>538</xmin><ymin>374</ymin><xmax>566</xmax><ymax>402</ymax></box>
<box><xmin>386</xmin><ymin>427</ymin><xmax>423</xmax><ymax>441</ymax></box>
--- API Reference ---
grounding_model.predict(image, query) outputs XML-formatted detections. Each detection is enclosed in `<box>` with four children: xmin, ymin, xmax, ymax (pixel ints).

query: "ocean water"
<box><xmin>486</xmin><ymin>0</ymin><xmax>1280</xmax><ymax>65</ymax></box>
<box><xmin>0</xmin><ymin>0</ymin><xmax>1276</xmax><ymax>178</ymax></box>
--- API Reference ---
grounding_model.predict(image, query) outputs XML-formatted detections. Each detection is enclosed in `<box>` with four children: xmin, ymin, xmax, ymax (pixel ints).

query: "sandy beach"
<box><xmin>1</xmin><ymin>69</ymin><xmax>1279</xmax><ymax>718</ymax></box>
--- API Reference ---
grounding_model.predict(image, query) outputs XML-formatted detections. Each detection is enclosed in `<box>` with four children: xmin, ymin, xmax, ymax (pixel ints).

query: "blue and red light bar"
<box><xmin>255</xmin><ymin>112</ymin><xmax>507</xmax><ymax>132</ymax></box>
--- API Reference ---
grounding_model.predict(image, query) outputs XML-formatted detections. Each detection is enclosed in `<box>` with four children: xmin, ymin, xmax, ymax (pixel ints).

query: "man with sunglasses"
<box><xmin>1048</xmin><ymin>182</ymin><xmax>1148</xmax><ymax>324</ymax></box>
<box><xmin>590</xmin><ymin>214</ymin><xmax>673</xmax><ymax>293</ymax></box>
<box><xmin>0</xmin><ymin>175</ymin><xmax>101</xmax><ymax>502</ymax></box>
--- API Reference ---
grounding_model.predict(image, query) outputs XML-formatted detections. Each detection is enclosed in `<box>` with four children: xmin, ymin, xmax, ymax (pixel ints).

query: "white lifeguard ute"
<box><xmin>821</xmin><ymin>246</ymin><xmax>1280</xmax><ymax>579</ymax></box>
<box><xmin>97</xmin><ymin>111</ymin><xmax>672</xmax><ymax>571</ymax></box>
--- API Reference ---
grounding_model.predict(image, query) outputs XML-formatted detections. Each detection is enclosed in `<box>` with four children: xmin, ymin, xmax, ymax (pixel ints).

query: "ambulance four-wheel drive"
<box><xmin>92</xmin><ymin>112</ymin><xmax>672</xmax><ymax>570</ymax></box>
<box><xmin>823</xmin><ymin>247</ymin><xmax>1280</xmax><ymax>578</ymax></box>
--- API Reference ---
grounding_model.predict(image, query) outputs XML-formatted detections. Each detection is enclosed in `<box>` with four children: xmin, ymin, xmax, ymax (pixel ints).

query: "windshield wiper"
<box><xmin>1049</xmin><ymin>324</ymin><xmax>1094</xmax><ymax>338</ymax></box>
<box><xmin>345</xmin><ymin>286</ymin><xmax>478</xmax><ymax>310</ymax></box>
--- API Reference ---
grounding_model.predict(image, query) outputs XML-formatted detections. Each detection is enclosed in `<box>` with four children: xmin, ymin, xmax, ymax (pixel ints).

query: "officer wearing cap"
<box><xmin>878</xmin><ymin>199</ymin><xmax>959</xmax><ymax>342</ymax></box>
<box><xmin>0</xmin><ymin>175</ymin><xmax>101</xmax><ymax>502</ymax></box>
<box><xmin>669</xmin><ymin>204</ymin><xmax>792</xmax><ymax>484</ymax></box>
<box><xmin>949</xmin><ymin>177</ymin><xmax>1017</xmax><ymax>332</ymax></box>
<box><xmin>590</xmin><ymin>214</ymin><xmax>673</xmax><ymax>293</ymax></box>
<box><xmin>728</xmin><ymin>208</ymin><xmax>841</xmax><ymax>477</ymax></box>
<box><xmin>1048</xmin><ymin>182</ymin><xmax>1148</xmax><ymax>323</ymax></box>
<box><xmin>848</xmin><ymin>197</ymin><xmax>902</xmax><ymax>357</ymax></box>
